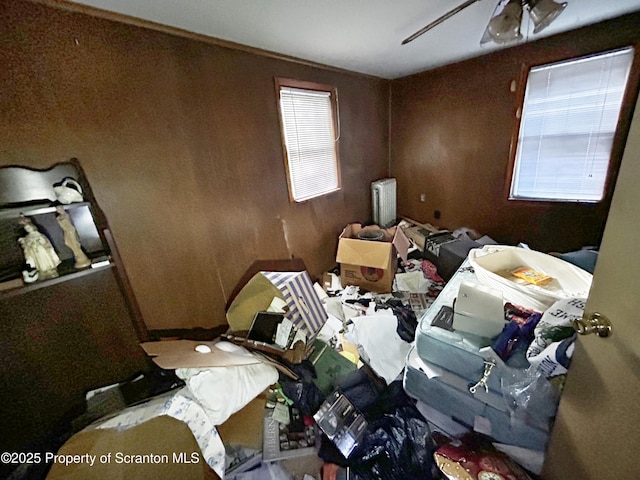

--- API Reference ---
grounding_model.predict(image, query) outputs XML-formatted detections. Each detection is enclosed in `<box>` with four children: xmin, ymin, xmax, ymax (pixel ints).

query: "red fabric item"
<box><xmin>322</xmin><ymin>463</ymin><xmax>341</xmax><ymax>480</ymax></box>
<box><xmin>434</xmin><ymin>437</ymin><xmax>532</xmax><ymax>480</ymax></box>
<box><xmin>421</xmin><ymin>259</ymin><xmax>444</xmax><ymax>283</ymax></box>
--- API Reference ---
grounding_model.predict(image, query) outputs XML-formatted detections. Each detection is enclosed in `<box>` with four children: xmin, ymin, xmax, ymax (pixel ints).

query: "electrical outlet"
<box><xmin>420</xmin><ymin>193</ymin><xmax>426</xmax><ymax>202</ymax></box>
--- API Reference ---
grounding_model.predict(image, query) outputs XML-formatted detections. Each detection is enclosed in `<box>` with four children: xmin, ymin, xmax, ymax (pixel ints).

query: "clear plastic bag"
<box><xmin>500</xmin><ymin>366</ymin><xmax>561</xmax><ymax>431</ymax></box>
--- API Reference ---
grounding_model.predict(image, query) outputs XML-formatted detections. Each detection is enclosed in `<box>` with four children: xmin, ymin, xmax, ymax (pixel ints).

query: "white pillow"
<box><xmin>176</xmin><ymin>342</ymin><xmax>278</xmax><ymax>425</ymax></box>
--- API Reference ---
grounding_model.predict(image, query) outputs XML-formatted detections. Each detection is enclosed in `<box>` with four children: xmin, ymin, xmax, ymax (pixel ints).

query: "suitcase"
<box><xmin>404</xmin><ymin>348</ymin><xmax>550</xmax><ymax>452</ymax></box>
<box><xmin>414</xmin><ymin>319</ymin><xmax>561</xmax><ymax>425</ymax></box>
<box><xmin>415</xmin><ymin>260</ymin><xmax>517</xmax><ymax>391</ymax></box>
<box><xmin>408</xmin><ymin>259</ymin><xmax>561</xmax><ymax>451</ymax></box>
<box><xmin>417</xmin><ymin>318</ymin><xmax>520</xmax><ymax>395</ymax></box>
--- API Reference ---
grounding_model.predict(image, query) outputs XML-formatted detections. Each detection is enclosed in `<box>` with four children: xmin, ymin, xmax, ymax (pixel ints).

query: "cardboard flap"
<box><xmin>47</xmin><ymin>415</ymin><xmax>219</xmax><ymax>480</ymax></box>
<box><xmin>342</xmin><ymin>223</ymin><xmax>394</xmax><ymax>241</ymax></box>
<box><xmin>336</xmin><ymin>236</ymin><xmax>392</xmax><ymax>269</ymax></box>
<box><xmin>392</xmin><ymin>225</ymin><xmax>410</xmax><ymax>263</ymax></box>
<box><xmin>141</xmin><ymin>340</ymin><xmax>261</xmax><ymax>369</ymax></box>
<box><xmin>226</xmin><ymin>273</ymin><xmax>284</xmax><ymax>331</ymax></box>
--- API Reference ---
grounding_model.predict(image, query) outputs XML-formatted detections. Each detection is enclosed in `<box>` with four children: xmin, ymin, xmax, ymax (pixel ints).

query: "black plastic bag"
<box><xmin>318</xmin><ymin>379</ymin><xmax>437</xmax><ymax>480</ymax></box>
<box><xmin>352</xmin><ymin>405</ymin><xmax>435</xmax><ymax>480</ymax></box>
<box><xmin>349</xmin><ymin>382</ymin><xmax>436</xmax><ymax>480</ymax></box>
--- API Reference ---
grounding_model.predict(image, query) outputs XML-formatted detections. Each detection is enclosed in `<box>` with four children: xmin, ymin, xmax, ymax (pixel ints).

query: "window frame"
<box><xmin>274</xmin><ymin>77</ymin><xmax>341</xmax><ymax>203</ymax></box>
<box><xmin>505</xmin><ymin>46</ymin><xmax>639</xmax><ymax>205</ymax></box>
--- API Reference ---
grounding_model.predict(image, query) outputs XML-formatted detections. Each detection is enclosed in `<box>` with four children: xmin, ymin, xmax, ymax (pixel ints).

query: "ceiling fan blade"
<box><xmin>402</xmin><ymin>0</ymin><xmax>483</xmax><ymax>45</ymax></box>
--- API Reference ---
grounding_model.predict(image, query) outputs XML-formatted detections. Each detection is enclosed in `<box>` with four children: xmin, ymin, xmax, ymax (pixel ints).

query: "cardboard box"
<box><xmin>217</xmin><ymin>394</ymin><xmax>267</xmax><ymax>451</ymax></box>
<box><xmin>336</xmin><ymin>224</ymin><xmax>409</xmax><ymax>293</ymax></box>
<box><xmin>399</xmin><ymin>218</ymin><xmax>441</xmax><ymax>253</ymax></box>
<box><xmin>46</xmin><ymin>415</ymin><xmax>220</xmax><ymax>480</ymax></box>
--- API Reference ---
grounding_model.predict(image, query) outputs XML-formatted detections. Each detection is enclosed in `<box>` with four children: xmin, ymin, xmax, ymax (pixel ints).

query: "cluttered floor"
<box><xmin>45</xmin><ymin>218</ymin><xmax>596</xmax><ymax>480</ymax></box>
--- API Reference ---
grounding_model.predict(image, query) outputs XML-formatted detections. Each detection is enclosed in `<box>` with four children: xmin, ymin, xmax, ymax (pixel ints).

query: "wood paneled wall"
<box><xmin>391</xmin><ymin>13</ymin><xmax>640</xmax><ymax>254</ymax></box>
<box><xmin>4</xmin><ymin>1</ymin><xmax>639</xmax><ymax>331</ymax></box>
<box><xmin>0</xmin><ymin>0</ymin><xmax>389</xmax><ymax>329</ymax></box>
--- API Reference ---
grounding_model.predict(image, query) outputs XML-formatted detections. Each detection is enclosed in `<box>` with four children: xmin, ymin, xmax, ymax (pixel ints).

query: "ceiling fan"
<box><xmin>402</xmin><ymin>0</ymin><xmax>568</xmax><ymax>46</ymax></box>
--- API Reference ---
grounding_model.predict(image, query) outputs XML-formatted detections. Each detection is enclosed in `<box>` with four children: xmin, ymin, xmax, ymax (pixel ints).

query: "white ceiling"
<box><xmin>69</xmin><ymin>0</ymin><xmax>640</xmax><ymax>79</ymax></box>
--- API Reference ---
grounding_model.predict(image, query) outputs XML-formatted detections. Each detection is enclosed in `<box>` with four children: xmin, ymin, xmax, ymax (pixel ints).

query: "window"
<box><xmin>276</xmin><ymin>78</ymin><xmax>340</xmax><ymax>202</ymax></box>
<box><xmin>510</xmin><ymin>47</ymin><xmax>635</xmax><ymax>202</ymax></box>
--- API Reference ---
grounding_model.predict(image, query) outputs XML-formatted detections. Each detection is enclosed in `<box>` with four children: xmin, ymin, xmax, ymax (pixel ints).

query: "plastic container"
<box><xmin>468</xmin><ymin>245</ymin><xmax>592</xmax><ymax>312</ymax></box>
<box><xmin>452</xmin><ymin>280</ymin><xmax>505</xmax><ymax>338</ymax></box>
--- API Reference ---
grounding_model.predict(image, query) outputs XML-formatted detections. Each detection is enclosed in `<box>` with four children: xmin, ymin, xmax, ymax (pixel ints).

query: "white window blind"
<box><xmin>279</xmin><ymin>86</ymin><xmax>340</xmax><ymax>202</ymax></box>
<box><xmin>510</xmin><ymin>47</ymin><xmax>634</xmax><ymax>202</ymax></box>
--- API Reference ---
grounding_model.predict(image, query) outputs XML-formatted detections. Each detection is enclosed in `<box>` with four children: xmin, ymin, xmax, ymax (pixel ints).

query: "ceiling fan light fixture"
<box><xmin>487</xmin><ymin>0</ymin><xmax>523</xmax><ymax>44</ymax></box>
<box><xmin>526</xmin><ymin>0</ymin><xmax>568</xmax><ymax>34</ymax></box>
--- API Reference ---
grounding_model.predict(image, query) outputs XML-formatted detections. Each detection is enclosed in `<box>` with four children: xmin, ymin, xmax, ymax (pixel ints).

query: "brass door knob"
<box><xmin>573</xmin><ymin>312</ymin><xmax>612</xmax><ymax>337</ymax></box>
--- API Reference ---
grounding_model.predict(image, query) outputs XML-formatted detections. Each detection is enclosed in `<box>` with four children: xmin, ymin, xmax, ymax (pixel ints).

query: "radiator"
<box><xmin>371</xmin><ymin>178</ymin><xmax>397</xmax><ymax>227</ymax></box>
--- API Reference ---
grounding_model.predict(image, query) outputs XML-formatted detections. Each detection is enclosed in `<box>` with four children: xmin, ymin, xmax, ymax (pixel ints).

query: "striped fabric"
<box><xmin>262</xmin><ymin>271</ymin><xmax>327</xmax><ymax>339</ymax></box>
